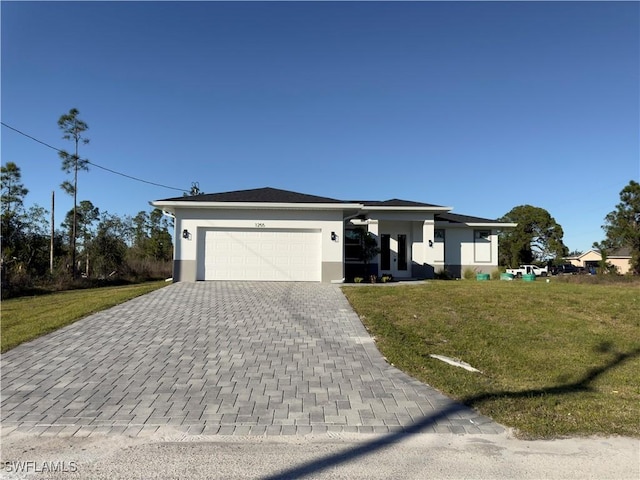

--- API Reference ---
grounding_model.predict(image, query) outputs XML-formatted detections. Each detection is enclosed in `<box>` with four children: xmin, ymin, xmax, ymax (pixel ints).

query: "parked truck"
<box><xmin>506</xmin><ymin>265</ymin><xmax>549</xmax><ymax>277</ymax></box>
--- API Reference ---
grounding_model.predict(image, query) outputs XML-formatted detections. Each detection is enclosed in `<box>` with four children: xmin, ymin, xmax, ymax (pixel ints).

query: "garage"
<box><xmin>201</xmin><ymin>228</ymin><xmax>322</xmax><ymax>281</ymax></box>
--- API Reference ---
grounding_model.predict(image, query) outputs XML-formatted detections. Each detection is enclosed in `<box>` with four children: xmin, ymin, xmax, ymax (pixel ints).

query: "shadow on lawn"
<box><xmin>261</xmin><ymin>345</ymin><xmax>640</xmax><ymax>480</ymax></box>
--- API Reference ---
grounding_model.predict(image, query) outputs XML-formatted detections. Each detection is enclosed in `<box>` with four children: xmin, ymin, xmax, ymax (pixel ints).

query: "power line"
<box><xmin>1</xmin><ymin>121</ymin><xmax>189</xmax><ymax>193</ymax></box>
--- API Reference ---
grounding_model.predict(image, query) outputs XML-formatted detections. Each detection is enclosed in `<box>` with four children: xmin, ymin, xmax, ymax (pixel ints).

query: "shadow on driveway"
<box><xmin>262</xmin><ymin>345</ymin><xmax>640</xmax><ymax>480</ymax></box>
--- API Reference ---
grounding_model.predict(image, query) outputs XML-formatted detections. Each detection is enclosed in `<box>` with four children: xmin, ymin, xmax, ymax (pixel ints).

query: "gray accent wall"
<box><xmin>438</xmin><ymin>264</ymin><xmax>494</xmax><ymax>278</ymax></box>
<box><xmin>412</xmin><ymin>262</ymin><xmax>434</xmax><ymax>279</ymax></box>
<box><xmin>322</xmin><ymin>262</ymin><xmax>343</xmax><ymax>283</ymax></box>
<box><xmin>464</xmin><ymin>265</ymin><xmax>494</xmax><ymax>275</ymax></box>
<box><xmin>173</xmin><ymin>260</ymin><xmax>197</xmax><ymax>282</ymax></box>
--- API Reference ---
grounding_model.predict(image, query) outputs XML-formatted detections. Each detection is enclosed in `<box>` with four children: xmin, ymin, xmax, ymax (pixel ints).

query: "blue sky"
<box><xmin>2</xmin><ymin>1</ymin><xmax>638</xmax><ymax>252</ymax></box>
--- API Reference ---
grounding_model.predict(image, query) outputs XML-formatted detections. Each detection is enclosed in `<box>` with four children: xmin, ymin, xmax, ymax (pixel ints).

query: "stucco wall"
<box><xmin>609</xmin><ymin>258</ymin><xmax>631</xmax><ymax>275</ymax></box>
<box><xmin>432</xmin><ymin>227</ymin><xmax>499</xmax><ymax>278</ymax></box>
<box><xmin>362</xmin><ymin>219</ymin><xmax>500</xmax><ymax>279</ymax></box>
<box><xmin>172</xmin><ymin>208</ymin><xmax>345</xmax><ymax>282</ymax></box>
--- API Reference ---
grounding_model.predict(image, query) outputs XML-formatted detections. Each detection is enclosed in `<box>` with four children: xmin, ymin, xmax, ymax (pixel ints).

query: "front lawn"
<box><xmin>343</xmin><ymin>280</ymin><xmax>640</xmax><ymax>439</ymax></box>
<box><xmin>1</xmin><ymin>281</ymin><xmax>168</xmax><ymax>352</ymax></box>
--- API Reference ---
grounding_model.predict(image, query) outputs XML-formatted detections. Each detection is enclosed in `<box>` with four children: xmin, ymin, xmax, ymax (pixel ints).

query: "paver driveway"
<box><xmin>1</xmin><ymin>282</ymin><xmax>503</xmax><ymax>437</ymax></box>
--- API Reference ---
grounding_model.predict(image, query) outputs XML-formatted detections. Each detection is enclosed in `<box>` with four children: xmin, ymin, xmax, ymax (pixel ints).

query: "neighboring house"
<box><xmin>566</xmin><ymin>248</ymin><xmax>632</xmax><ymax>275</ymax></box>
<box><xmin>151</xmin><ymin>187</ymin><xmax>516</xmax><ymax>283</ymax></box>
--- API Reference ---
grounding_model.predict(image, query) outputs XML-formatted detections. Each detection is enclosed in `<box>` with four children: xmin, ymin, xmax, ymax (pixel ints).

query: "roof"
<box><xmin>355</xmin><ymin>199</ymin><xmax>445</xmax><ymax>208</ymax></box>
<box><xmin>610</xmin><ymin>247</ymin><xmax>632</xmax><ymax>257</ymax></box>
<box><xmin>152</xmin><ymin>188</ymin><xmax>514</xmax><ymax>226</ymax></box>
<box><xmin>157</xmin><ymin>187</ymin><xmax>345</xmax><ymax>204</ymax></box>
<box><xmin>435</xmin><ymin>212</ymin><xmax>506</xmax><ymax>224</ymax></box>
<box><xmin>156</xmin><ymin>188</ymin><xmax>447</xmax><ymax>208</ymax></box>
<box><xmin>581</xmin><ymin>247</ymin><xmax>632</xmax><ymax>259</ymax></box>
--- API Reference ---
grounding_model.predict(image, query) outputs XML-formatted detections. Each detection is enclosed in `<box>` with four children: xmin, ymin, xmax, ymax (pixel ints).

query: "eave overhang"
<box><xmin>434</xmin><ymin>221</ymin><xmax>518</xmax><ymax>228</ymax></box>
<box><xmin>150</xmin><ymin>200</ymin><xmax>364</xmax><ymax>214</ymax></box>
<box><xmin>362</xmin><ymin>205</ymin><xmax>452</xmax><ymax>212</ymax></box>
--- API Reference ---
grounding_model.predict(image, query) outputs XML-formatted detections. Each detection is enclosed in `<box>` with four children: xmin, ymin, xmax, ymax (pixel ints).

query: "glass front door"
<box><xmin>380</xmin><ymin>233</ymin><xmax>408</xmax><ymax>276</ymax></box>
<box><xmin>397</xmin><ymin>234</ymin><xmax>407</xmax><ymax>271</ymax></box>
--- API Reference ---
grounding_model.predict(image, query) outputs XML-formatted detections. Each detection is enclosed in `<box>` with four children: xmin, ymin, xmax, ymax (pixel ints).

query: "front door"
<box><xmin>380</xmin><ymin>233</ymin><xmax>409</xmax><ymax>277</ymax></box>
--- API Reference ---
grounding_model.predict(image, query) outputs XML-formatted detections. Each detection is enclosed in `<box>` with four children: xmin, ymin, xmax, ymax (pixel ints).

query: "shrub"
<box><xmin>463</xmin><ymin>267</ymin><xmax>477</xmax><ymax>280</ymax></box>
<box><xmin>434</xmin><ymin>269</ymin><xmax>453</xmax><ymax>280</ymax></box>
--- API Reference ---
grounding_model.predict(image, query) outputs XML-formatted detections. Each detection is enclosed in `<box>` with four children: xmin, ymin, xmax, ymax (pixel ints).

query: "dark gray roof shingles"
<box><xmin>355</xmin><ymin>199</ymin><xmax>444</xmax><ymax>207</ymax></box>
<box><xmin>158</xmin><ymin>187</ymin><xmax>345</xmax><ymax>204</ymax></box>
<box><xmin>435</xmin><ymin>212</ymin><xmax>504</xmax><ymax>224</ymax></box>
<box><xmin>156</xmin><ymin>188</ymin><xmax>508</xmax><ymax>224</ymax></box>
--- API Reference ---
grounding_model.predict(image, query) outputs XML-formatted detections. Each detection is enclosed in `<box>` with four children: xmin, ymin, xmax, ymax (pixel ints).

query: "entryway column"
<box><xmin>423</xmin><ymin>219</ymin><xmax>435</xmax><ymax>265</ymax></box>
<box><xmin>367</xmin><ymin>220</ymin><xmax>379</xmax><ymax>268</ymax></box>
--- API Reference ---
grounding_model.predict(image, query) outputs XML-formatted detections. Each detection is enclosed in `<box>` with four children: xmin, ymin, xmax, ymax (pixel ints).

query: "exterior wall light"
<box><xmin>182</xmin><ymin>229</ymin><xmax>190</xmax><ymax>239</ymax></box>
<box><xmin>428</xmin><ymin>240</ymin><xmax>433</xmax><ymax>247</ymax></box>
<box><xmin>331</xmin><ymin>231</ymin><xmax>338</xmax><ymax>241</ymax></box>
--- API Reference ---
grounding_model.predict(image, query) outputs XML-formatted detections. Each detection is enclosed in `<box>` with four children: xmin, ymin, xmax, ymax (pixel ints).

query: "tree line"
<box><xmin>1</xmin><ymin>109</ymin><xmax>174</xmax><ymax>297</ymax></box>
<box><xmin>1</xmin><ymin>160</ymin><xmax>173</xmax><ymax>296</ymax></box>
<box><xmin>498</xmin><ymin>180</ymin><xmax>639</xmax><ymax>275</ymax></box>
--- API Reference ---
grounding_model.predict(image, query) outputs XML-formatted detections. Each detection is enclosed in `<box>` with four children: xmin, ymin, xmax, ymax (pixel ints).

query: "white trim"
<box><xmin>468</xmin><ymin>222</ymin><xmax>517</xmax><ymax>228</ymax></box>
<box><xmin>363</xmin><ymin>206</ymin><xmax>451</xmax><ymax>212</ymax></box>
<box><xmin>436</xmin><ymin>222</ymin><xmax>517</xmax><ymax>228</ymax></box>
<box><xmin>151</xmin><ymin>201</ymin><xmax>363</xmax><ymax>211</ymax></box>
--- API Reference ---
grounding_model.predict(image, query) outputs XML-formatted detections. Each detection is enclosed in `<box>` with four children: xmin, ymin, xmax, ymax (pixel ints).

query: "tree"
<box><xmin>596</xmin><ymin>180</ymin><xmax>640</xmax><ymax>275</ymax></box>
<box><xmin>58</xmin><ymin>108</ymin><xmax>90</xmax><ymax>278</ymax></box>
<box><xmin>18</xmin><ymin>205</ymin><xmax>52</xmax><ymax>276</ymax></box>
<box><xmin>1</xmin><ymin>162</ymin><xmax>28</xmax><ymax>215</ymax></box>
<box><xmin>87</xmin><ymin>214</ymin><xmax>128</xmax><ymax>278</ymax></box>
<box><xmin>131</xmin><ymin>209</ymin><xmax>173</xmax><ymax>261</ymax></box>
<box><xmin>1</xmin><ymin>200</ymin><xmax>53</xmax><ymax>283</ymax></box>
<box><xmin>62</xmin><ymin>201</ymin><xmax>99</xmax><ymax>276</ymax></box>
<box><xmin>498</xmin><ymin>205</ymin><xmax>568</xmax><ymax>267</ymax></box>
<box><xmin>1</xmin><ymin>162</ymin><xmax>29</xmax><ymax>260</ymax></box>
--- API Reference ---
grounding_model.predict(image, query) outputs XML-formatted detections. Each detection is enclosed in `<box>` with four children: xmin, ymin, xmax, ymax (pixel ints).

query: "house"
<box><xmin>566</xmin><ymin>248</ymin><xmax>633</xmax><ymax>275</ymax></box>
<box><xmin>151</xmin><ymin>187</ymin><xmax>516</xmax><ymax>282</ymax></box>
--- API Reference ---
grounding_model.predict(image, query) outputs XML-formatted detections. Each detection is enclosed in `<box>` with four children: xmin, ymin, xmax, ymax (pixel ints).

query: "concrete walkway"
<box><xmin>1</xmin><ymin>282</ymin><xmax>502</xmax><ymax>438</ymax></box>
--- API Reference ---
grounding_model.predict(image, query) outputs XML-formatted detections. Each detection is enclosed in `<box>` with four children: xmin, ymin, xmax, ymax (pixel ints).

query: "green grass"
<box><xmin>1</xmin><ymin>281</ymin><xmax>168</xmax><ymax>352</ymax></box>
<box><xmin>343</xmin><ymin>280</ymin><xmax>640</xmax><ymax>439</ymax></box>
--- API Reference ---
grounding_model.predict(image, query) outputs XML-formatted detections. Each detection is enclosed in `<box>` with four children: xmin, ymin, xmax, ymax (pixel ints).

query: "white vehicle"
<box><xmin>506</xmin><ymin>265</ymin><xmax>548</xmax><ymax>277</ymax></box>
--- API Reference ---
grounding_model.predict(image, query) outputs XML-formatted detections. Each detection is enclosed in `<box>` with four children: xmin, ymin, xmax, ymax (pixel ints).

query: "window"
<box><xmin>345</xmin><ymin>228</ymin><xmax>364</xmax><ymax>261</ymax></box>
<box><xmin>474</xmin><ymin>229</ymin><xmax>491</xmax><ymax>262</ymax></box>
<box><xmin>434</xmin><ymin>229</ymin><xmax>445</xmax><ymax>241</ymax></box>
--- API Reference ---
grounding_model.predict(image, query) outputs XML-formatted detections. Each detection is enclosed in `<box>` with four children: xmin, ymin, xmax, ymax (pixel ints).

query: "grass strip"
<box><xmin>1</xmin><ymin>281</ymin><xmax>168</xmax><ymax>352</ymax></box>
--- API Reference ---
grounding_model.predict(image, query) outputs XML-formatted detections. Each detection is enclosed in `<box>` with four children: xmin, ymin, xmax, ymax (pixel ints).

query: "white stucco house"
<box><xmin>151</xmin><ymin>187</ymin><xmax>516</xmax><ymax>282</ymax></box>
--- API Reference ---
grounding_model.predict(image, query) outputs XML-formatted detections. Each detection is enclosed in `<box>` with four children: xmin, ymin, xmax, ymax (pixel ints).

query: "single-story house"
<box><xmin>566</xmin><ymin>248</ymin><xmax>633</xmax><ymax>275</ymax></box>
<box><xmin>151</xmin><ymin>187</ymin><xmax>516</xmax><ymax>283</ymax></box>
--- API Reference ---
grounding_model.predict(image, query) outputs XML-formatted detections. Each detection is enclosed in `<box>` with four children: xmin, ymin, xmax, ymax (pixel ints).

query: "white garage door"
<box><xmin>203</xmin><ymin>228</ymin><xmax>322</xmax><ymax>281</ymax></box>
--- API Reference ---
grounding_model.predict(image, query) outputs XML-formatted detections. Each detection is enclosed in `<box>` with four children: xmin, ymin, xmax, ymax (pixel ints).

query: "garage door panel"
<box><xmin>203</xmin><ymin>229</ymin><xmax>321</xmax><ymax>281</ymax></box>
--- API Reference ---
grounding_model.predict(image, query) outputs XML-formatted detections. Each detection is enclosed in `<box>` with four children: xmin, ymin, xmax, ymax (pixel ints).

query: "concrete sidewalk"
<box><xmin>1</xmin><ymin>282</ymin><xmax>501</xmax><ymax>437</ymax></box>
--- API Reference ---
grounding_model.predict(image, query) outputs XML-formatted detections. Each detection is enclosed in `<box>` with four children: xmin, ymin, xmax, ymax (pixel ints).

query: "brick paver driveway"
<box><xmin>1</xmin><ymin>282</ymin><xmax>502</xmax><ymax>437</ymax></box>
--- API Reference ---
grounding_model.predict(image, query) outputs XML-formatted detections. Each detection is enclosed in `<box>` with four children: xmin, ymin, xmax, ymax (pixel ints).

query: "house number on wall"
<box><xmin>255</xmin><ymin>223</ymin><xmax>266</xmax><ymax>228</ymax></box>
